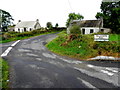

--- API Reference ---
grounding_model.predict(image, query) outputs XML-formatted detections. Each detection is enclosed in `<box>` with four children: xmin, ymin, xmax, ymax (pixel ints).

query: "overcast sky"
<box><xmin>1</xmin><ymin>0</ymin><xmax>102</xmax><ymax>27</ymax></box>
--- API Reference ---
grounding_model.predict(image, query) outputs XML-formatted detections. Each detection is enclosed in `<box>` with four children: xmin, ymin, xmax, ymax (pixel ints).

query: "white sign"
<box><xmin>102</xmin><ymin>0</ymin><xmax>120</xmax><ymax>2</ymax></box>
<box><xmin>94</xmin><ymin>35</ymin><xmax>109</xmax><ymax>41</ymax></box>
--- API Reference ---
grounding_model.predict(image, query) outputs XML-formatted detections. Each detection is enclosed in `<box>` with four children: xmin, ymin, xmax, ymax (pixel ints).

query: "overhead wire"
<box><xmin>67</xmin><ymin>0</ymin><xmax>73</xmax><ymax>12</ymax></box>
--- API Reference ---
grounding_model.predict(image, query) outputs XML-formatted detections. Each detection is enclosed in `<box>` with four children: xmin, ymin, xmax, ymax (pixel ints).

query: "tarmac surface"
<box><xmin>1</xmin><ymin>33</ymin><xmax>120</xmax><ymax>88</ymax></box>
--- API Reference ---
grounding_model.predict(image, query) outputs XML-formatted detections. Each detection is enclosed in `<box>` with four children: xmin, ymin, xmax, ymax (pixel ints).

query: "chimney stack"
<box><xmin>18</xmin><ymin>20</ymin><xmax>21</xmax><ymax>23</ymax></box>
<box><xmin>36</xmin><ymin>19</ymin><xmax>39</xmax><ymax>22</ymax></box>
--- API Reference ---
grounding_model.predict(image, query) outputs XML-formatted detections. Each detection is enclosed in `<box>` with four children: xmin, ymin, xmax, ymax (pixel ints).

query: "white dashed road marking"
<box><xmin>87</xmin><ymin>64</ymin><xmax>94</xmax><ymax>68</ymax></box>
<box><xmin>1</xmin><ymin>40</ymin><xmax>20</xmax><ymax>57</ymax></box>
<box><xmin>86</xmin><ymin>64</ymin><xmax>117</xmax><ymax>76</ymax></box>
<box><xmin>105</xmin><ymin>68</ymin><xmax>118</xmax><ymax>73</ymax></box>
<box><xmin>59</xmin><ymin>58</ymin><xmax>82</xmax><ymax>64</ymax></box>
<box><xmin>74</xmin><ymin>67</ymin><xmax>119</xmax><ymax>86</ymax></box>
<box><xmin>100</xmin><ymin>70</ymin><xmax>114</xmax><ymax>76</ymax></box>
<box><xmin>77</xmin><ymin>77</ymin><xmax>98</xmax><ymax>89</ymax></box>
<box><xmin>11</xmin><ymin>40</ymin><xmax>20</xmax><ymax>47</ymax></box>
<box><xmin>42</xmin><ymin>53</ymin><xmax>56</xmax><ymax>59</ymax></box>
<box><xmin>1</xmin><ymin>47</ymin><xmax>13</xmax><ymax>57</ymax></box>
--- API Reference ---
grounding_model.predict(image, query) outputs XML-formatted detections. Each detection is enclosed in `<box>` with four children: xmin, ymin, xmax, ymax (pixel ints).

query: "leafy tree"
<box><xmin>46</xmin><ymin>22</ymin><xmax>53</xmax><ymax>29</ymax></box>
<box><xmin>96</xmin><ymin>1</ymin><xmax>120</xmax><ymax>33</ymax></box>
<box><xmin>55</xmin><ymin>23</ymin><xmax>59</xmax><ymax>28</ymax></box>
<box><xmin>66</xmin><ymin>13</ymin><xmax>84</xmax><ymax>27</ymax></box>
<box><xmin>0</xmin><ymin>9</ymin><xmax>14</xmax><ymax>32</ymax></box>
<box><xmin>95</xmin><ymin>12</ymin><xmax>104</xmax><ymax>19</ymax></box>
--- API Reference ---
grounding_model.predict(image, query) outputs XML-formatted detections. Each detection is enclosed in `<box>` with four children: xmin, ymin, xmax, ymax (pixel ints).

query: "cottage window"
<box><xmin>82</xmin><ymin>29</ymin><xmax>85</xmax><ymax>34</ymax></box>
<box><xmin>24</xmin><ymin>28</ymin><xmax>27</xmax><ymax>32</ymax></box>
<box><xmin>90</xmin><ymin>29</ymin><xmax>94</xmax><ymax>33</ymax></box>
<box><xmin>101</xmin><ymin>29</ymin><xmax>104</xmax><ymax>32</ymax></box>
<box><xmin>18</xmin><ymin>28</ymin><xmax>20</xmax><ymax>32</ymax></box>
<box><xmin>30</xmin><ymin>28</ymin><xmax>32</xmax><ymax>31</ymax></box>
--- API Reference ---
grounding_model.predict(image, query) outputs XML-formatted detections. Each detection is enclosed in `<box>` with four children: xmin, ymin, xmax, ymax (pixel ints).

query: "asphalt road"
<box><xmin>1</xmin><ymin>33</ymin><xmax>120</xmax><ymax>89</ymax></box>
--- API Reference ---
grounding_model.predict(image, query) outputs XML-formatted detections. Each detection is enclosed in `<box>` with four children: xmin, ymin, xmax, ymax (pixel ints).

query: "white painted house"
<box><xmin>67</xmin><ymin>20</ymin><xmax>111</xmax><ymax>34</ymax></box>
<box><xmin>15</xmin><ymin>19</ymin><xmax>41</xmax><ymax>32</ymax></box>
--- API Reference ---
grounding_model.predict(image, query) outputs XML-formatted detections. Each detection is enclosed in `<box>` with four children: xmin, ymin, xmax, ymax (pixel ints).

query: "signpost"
<box><xmin>94</xmin><ymin>35</ymin><xmax>109</xmax><ymax>41</ymax></box>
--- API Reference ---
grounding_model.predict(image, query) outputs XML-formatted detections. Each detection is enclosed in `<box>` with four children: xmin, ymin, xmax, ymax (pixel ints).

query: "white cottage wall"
<box><xmin>15</xmin><ymin>28</ymin><xmax>20</xmax><ymax>32</ymax></box>
<box><xmin>15</xmin><ymin>28</ymin><xmax>18</xmax><ymax>32</ymax></box>
<box><xmin>14</xmin><ymin>20</ymin><xmax>41</xmax><ymax>33</ymax></box>
<box><xmin>20</xmin><ymin>28</ymin><xmax>24</xmax><ymax>32</ymax></box>
<box><xmin>28</xmin><ymin>27</ymin><xmax>33</xmax><ymax>31</ymax></box>
<box><xmin>103</xmin><ymin>28</ymin><xmax>111</xmax><ymax>33</ymax></box>
<box><xmin>81</xmin><ymin>27</ymin><xmax>100</xmax><ymax>34</ymax></box>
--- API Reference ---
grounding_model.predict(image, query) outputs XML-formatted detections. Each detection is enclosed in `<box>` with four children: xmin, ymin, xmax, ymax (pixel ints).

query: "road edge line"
<box><xmin>1</xmin><ymin>40</ymin><xmax>20</xmax><ymax>57</ymax></box>
<box><xmin>1</xmin><ymin>47</ymin><xmax>13</xmax><ymax>57</ymax></box>
<box><xmin>11</xmin><ymin>40</ymin><xmax>20</xmax><ymax>47</ymax></box>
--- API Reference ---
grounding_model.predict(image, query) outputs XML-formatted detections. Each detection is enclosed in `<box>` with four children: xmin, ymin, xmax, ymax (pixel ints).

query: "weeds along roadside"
<box><xmin>0</xmin><ymin>57</ymin><xmax>9</xmax><ymax>88</ymax></box>
<box><xmin>46</xmin><ymin>31</ymin><xmax>120</xmax><ymax>60</ymax></box>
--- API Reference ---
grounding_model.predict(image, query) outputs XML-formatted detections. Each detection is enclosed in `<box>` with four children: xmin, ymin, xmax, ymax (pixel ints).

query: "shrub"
<box><xmin>69</xmin><ymin>25</ymin><xmax>81</xmax><ymax>34</ymax></box>
<box><xmin>8</xmin><ymin>31</ymin><xmax>18</xmax><ymax>35</ymax></box>
<box><xmin>31</xmin><ymin>30</ymin><xmax>46</xmax><ymax>34</ymax></box>
<box><xmin>17</xmin><ymin>32</ymin><xmax>33</xmax><ymax>37</ymax></box>
<box><xmin>31</xmin><ymin>30</ymin><xmax>40</xmax><ymax>34</ymax></box>
<box><xmin>3</xmin><ymin>32</ymin><xmax>12</xmax><ymax>40</ymax></box>
<box><xmin>93</xmin><ymin>41</ymin><xmax>119</xmax><ymax>53</ymax></box>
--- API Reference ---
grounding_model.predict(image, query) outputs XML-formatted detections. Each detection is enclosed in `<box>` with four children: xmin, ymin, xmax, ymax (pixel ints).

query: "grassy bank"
<box><xmin>0</xmin><ymin>29</ymin><xmax>63</xmax><ymax>43</ymax></box>
<box><xmin>0</xmin><ymin>57</ymin><xmax>9</xmax><ymax>88</ymax></box>
<box><xmin>109</xmin><ymin>34</ymin><xmax>119</xmax><ymax>42</ymax></box>
<box><xmin>46</xmin><ymin>31</ymin><xmax>119</xmax><ymax>60</ymax></box>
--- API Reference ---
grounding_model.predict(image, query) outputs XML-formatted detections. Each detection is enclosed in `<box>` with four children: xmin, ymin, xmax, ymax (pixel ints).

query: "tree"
<box><xmin>0</xmin><ymin>9</ymin><xmax>14</xmax><ymax>32</ymax></box>
<box><xmin>95</xmin><ymin>12</ymin><xmax>104</xmax><ymax>19</ymax></box>
<box><xmin>55</xmin><ymin>23</ymin><xmax>59</xmax><ymax>28</ymax></box>
<box><xmin>46</xmin><ymin>22</ymin><xmax>53</xmax><ymax>29</ymax></box>
<box><xmin>66</xmin><ymin>13</ymin><xmax>84</xmax><ymax>27</ymax></box>
<box><xmin>95</xmin><ymin>1</ymin><xmax>120</xmax><ymax>33</ymax></box>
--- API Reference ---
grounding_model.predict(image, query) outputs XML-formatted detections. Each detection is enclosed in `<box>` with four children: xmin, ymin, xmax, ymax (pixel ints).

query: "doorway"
<box><xmin>82</xmin><ymin>29</ymin><xmax>85</xmax><ymax>34</ymax></box>
<box><xmin>24</xmin><ymin>28</ymin><xmax>27</xmax><ymax>32</ymax></box>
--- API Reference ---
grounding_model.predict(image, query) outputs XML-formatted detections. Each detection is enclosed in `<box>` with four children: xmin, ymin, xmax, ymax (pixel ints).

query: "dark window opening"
<box><xmin>30</xmin><ymin>28</ymin><xmax>32</xmax><ymax>31</ymax></box>
<box><xmin>90</xmin><ymin>29</ymin><xmax>94</xmax><ymax>33</ymax></box>
<box><xmin>101</xmin><ymin>29</ymin><xmax>104</xmax><ymax>32</ymax></box>
<box><xmin>24</xmin><ymin>28</ymin><xmax>27</xmax><ymax>32</ymax></box>
<box><xmin>82</xmin><ymin>29</ymin><xmax>85</xmax><ymax>34</ymax></box>
<box><xmin>18</xmin><ymin>28</ymin><xmax>20</xmax><ymax>32</ymax></box>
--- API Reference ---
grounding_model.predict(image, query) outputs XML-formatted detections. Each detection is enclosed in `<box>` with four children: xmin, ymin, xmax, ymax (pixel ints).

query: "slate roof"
<box><xmin>15</xmin><ymin>21</ymin><xmax>38</xmax><ymax>28</ymax></box>
<box><xmin>71</xmin><ymin>20</ymin><xmax>102</xmax><ymax>27</ymax></box>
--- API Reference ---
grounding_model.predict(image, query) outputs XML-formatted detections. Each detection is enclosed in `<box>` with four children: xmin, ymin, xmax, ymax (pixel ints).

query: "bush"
<box><xmin>17</xmin><ymin>32</ymin><xmax>33</xmax><ymax>37</ymax></box>
<box><xmin>31</xmin><ymin>30</ymin><xmax>46</xmax><ymax>34</ymax></box>
<box><xmin>31</xmin><ymin>30</ymin><xmax>40</xmax><ymax>34</ymax></box>
<box><xmin>8</xmin><ymin>31</ymin><xmax>18</xmax><ymax>34</ymax></box>
<box><xmin>93</xmin><ymin>41</ymin><xmax>119</xmax><ymax>54</ymax></box>
<box><xmin>3</xmin><ymin>32</ymin><xmax>12</xmax><ymax>40</ymax></box>
<box><xmin>69</xmin><ymin>25</ymin><xmax>81</xmax><ymax>34</ymax></box>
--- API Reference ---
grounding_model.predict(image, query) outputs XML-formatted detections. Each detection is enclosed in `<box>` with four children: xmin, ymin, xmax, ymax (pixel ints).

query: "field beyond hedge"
<box><xmin>46</xmin><ymin>31</ymin><xmax>120</xmax><ymax>60</ymax></box>
<box><xmin>0</xmin><ymin>29</ymin><xmax>63</xmax><ymax>43</ymax></box>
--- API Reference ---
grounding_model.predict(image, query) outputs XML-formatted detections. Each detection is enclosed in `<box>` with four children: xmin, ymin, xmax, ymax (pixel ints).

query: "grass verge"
<box><xmin>0</xmin><ymin>57</ymin><xmax>9</xmax><ymax>88</ymax></box>
<box><xmin>109</xmin><ymin>34</ymin><xmax>119</xmax><ymax>42</ymax></box>
<box><xmin>46</xmin><ymin>31</ymin><xmax>119</xmax><ymax>60</ymax></box>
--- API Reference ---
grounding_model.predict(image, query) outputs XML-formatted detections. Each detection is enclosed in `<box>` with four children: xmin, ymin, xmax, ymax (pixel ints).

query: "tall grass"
<box><xmin>0</xmin><ymin>57</ymin><xmax>9</xmax><ymax>88</ymax></box>
<box><xmin>109</xmin><ymin>34</ymin><xmax>119</xmax><ymax>42</ymax></box>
